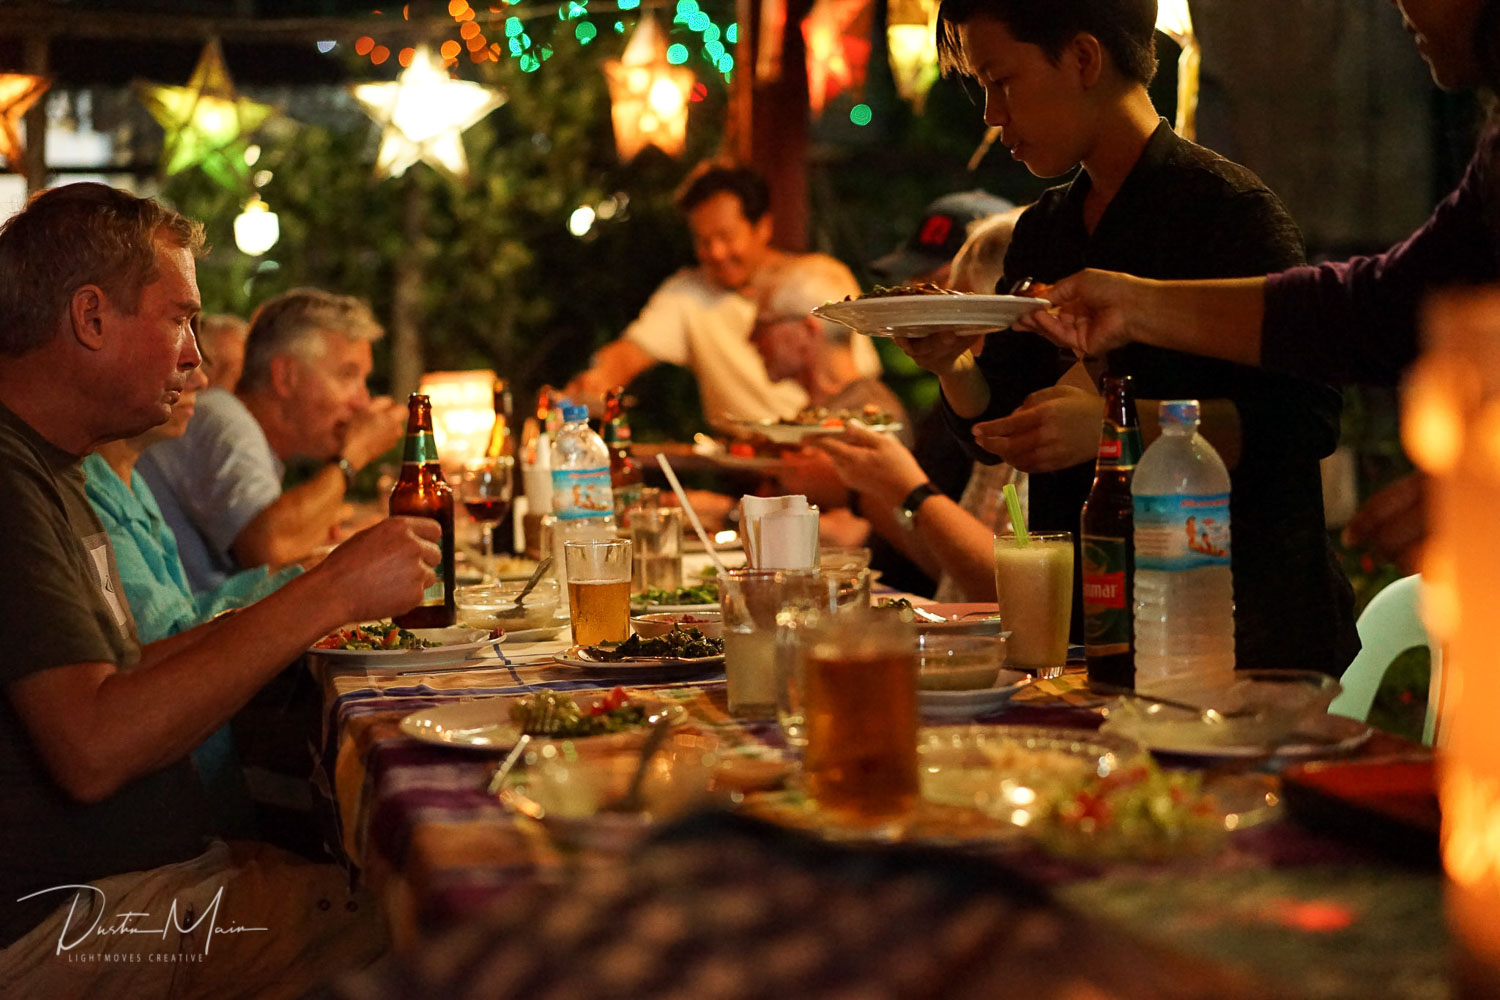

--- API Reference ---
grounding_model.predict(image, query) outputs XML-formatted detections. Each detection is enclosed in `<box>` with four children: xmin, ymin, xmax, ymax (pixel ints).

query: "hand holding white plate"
<box><xmin>812</xmin><ymin>294</ymin><xmax>1049</xmax><ymax>339</ymax></box>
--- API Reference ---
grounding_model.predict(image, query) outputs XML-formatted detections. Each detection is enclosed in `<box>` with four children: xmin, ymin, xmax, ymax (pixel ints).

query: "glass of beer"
<box><xmin>993</xmin><ymin>531</ymin><xmax>1074</xmax><ymax>678</ymax></box>
<box><xmin>563</xmin><ymin>537</ymin><xmax>632</xmax><ymax>646</ymax></box>
<box><xmin>801</xmin><ymin>615</ymin><xmax>919</xmax><ymax>827</ymax></box>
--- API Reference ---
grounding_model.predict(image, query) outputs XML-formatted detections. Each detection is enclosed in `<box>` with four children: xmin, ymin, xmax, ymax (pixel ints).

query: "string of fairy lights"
<box><xmin>349</xmin><ymin>0</ymin><xmax>736</xmax><ymax>81</ymax></box>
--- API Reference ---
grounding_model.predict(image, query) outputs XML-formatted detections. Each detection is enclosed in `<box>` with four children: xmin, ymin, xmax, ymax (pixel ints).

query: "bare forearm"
<box><xmin>938</xmin><ymin>354</ymin><xmax>992</xmax><ymax>419</ymax></box>
<box><xmin>232</xmin><ymin>466</ymin><xmax>346</xmax><ymax>569</ymax></box>
<box><xmin>13</xmin><ymin>569</ymin><xmax>354</xmax><ymax>802</ymax></box>
<box><xmin>1130</xmin><ymin>277</ymin><xmax>1267</xmax><ymax>366</ymax></box>
<box><xmin>913</xmin><ymin>499</ymin><xmax>998</xmax><ymax>601</ymax></box>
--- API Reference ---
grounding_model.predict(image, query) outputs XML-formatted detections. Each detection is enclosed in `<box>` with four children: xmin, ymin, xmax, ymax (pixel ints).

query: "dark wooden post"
<box><xmin>738</xmin><ymin>0</ymin><xmax>812</xmax><ymax>252</ymax></box>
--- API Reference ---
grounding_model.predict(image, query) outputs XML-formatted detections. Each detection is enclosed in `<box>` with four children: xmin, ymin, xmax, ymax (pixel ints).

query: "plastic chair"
<box><xmin>1329</xmin><ymin>574</ymin><xmax>1443</xmax><ymax>745</ymax></box>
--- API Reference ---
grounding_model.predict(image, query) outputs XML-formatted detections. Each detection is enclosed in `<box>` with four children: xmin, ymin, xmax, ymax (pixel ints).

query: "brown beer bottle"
<box><xmin>390</xmin><ymin>393</ymin><xmax>456</xmax><ymax>627</ymax></box>
<box><xmin>1080</xmin><ymin>375</ymin><xmax>1141</xmax><ymax>688</ymax></box>
<box><xmin>484</xmin><ymin>378</ymin><xmax>514</xmax><ymax>461</ymax></box>
<box><xmin>602</xmin><ymin>386</ymin><xmax>643</xmax><ymax>513</ymax></box>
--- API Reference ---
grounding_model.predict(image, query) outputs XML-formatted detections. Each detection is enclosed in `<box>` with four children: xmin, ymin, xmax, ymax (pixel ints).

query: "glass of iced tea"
<box><xmin>800</xmin><ymin>615</ymin><xmax>919</xmax><ymax>827</ymax></box>
<box><xmin>563</xmin><ymin>537</ymin><xmax>632</xmax><ymax>646</ymax></box>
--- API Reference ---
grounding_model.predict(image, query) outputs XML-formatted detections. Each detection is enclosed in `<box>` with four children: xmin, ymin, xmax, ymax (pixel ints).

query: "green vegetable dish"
<box><xmin>633</xmin><ymin>582</ymin><xmax>720</xmax><ymax>608</ymax></box>
<box><xmin>585</xmin><ymin>627</ymin><xmax>725</xmax><ymax>661</ymax></box>
<box><xmin>508</xmin><ymin>687</ymin><xmax>647</xmax><ymax>737</ymax></box>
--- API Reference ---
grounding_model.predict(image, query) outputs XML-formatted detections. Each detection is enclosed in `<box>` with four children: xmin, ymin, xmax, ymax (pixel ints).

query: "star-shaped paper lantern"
<box><xmin>135</xmin><ymin>40</ymin><xmax>271</xmax><ymax>191</ymax></box>
<box><xmin>351</xmin><ymin>45</ymin><xmax>505</xmax><ymax>181</ymax></box>
<box><xmin>0</xmin><ymin>73</ymin><xmax>49</xmax><ymax>170</ymax></box>
<box><xmin>603</xmin><ymin>17</ymin><xmax>695</xmax><ymax>161</ymax></box>
<box><xmin>802</xmin><ymin>0</ymin><xmax>873</xmax><ymax>117</ymax></box>
<box><xmin>886</xmin><ymin>0</ymin><xmax>938</xmax><ymax>112</ymax></box>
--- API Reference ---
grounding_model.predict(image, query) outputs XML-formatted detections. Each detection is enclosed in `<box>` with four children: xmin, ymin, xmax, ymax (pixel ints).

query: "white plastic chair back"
<box><xmin>1329</xmin><ymin>574</ymin><xmax>1443</xmax><ymax>745</ymax></box>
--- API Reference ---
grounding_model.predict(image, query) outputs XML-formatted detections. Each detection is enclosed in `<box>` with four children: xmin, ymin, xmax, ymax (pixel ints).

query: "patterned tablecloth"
<box><xmin>313</xmin><ymin>636</ymin><xmax>1450</xmax><ymax>999</ymax></box>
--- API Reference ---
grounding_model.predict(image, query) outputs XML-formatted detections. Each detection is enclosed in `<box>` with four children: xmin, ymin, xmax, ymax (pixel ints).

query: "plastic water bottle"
<box><xmin>550</xmin><ymin>404</ymin><xmax>617</xmax><ymax>608</ymax></box>
<box><xmin>1131</xmin><ymin>400</ymin><xmax>1235</xmax><ymax>699</ymax></box>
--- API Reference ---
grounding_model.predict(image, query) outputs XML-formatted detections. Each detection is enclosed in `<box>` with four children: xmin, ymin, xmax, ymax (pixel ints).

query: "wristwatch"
<box><xmin>330</xmin><ymin>455</ymin><xmax>357</xmax><ymax>491</ymax></box>
<box><xmin>894</xmin><ymin>482</ymin><xmax>940</xmax><ymax>532</ymax></box>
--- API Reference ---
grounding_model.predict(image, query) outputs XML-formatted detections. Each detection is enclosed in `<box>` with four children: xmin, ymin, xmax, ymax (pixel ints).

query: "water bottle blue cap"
<box><xmin>1158</xmin><ymin>399</ymin><xmax>1200</xmax><ymax>425</ymax></box>
<box><xmin>560</xmin><ymin>403</ymin><xmax>589</xmax><ymax>423</ymax></box>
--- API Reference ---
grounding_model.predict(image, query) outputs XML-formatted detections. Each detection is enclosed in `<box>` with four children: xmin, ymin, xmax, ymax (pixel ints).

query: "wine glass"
<box><xmin>458</xmin><ymin>456</ymin><xmax>515</xmax><ymax>582</ymax></box>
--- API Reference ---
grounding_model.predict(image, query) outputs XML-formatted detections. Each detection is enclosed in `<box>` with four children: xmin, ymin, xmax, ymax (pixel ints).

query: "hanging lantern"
<box><xmin>350</xmin><ymin>44</ymin><xmax>505</xmax><ymax>181</ymax></box>
<box><xmin>0</xmin><ymin>73</ymin><xmax>49</xmax><ymax>170</ymax></box>
<box><xmin>233</xmin><ymin>195</ymin><xmax>279</xmax><ymax>256</ymax></box>
<box><xmin>418</xmin><ymin>369</ymin><xmax>500</xmax><ymax>474</ymax></box>
<box><xmin>604</xmin><ymin>17</ymin><xmax>695</xmax><ymax>161</ymax></box>
<box><xmin>1155</xmin><ymin>0</ymin><xmax>1200</xmax><ymax>141</ymax></box>
<box><xmin>886</xmin><ymin>0</ymin><xmax>937</xmax><ymax>111</ymax></box>
<box><xmin>802</xmin><ymin>0</ymin><xmax>873</xmax><ymax>117</ymax></box>
<box><xmin>134</xmin><ymin>40</ymin><xmax>271</xmax><ymax>191</ymax></box>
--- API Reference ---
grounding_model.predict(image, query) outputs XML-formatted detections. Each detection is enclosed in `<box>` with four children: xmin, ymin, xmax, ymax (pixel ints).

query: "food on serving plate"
<box><xmin>507</xmin><ymin>686</ymin><xmax>649</xmax><ymax>737</ymax></box>
<box><xmin>633</xmin><ymin>581</ymin><xmax>720</xmax><ymax>607</ymax></box>
<box><xmin>584</xmin><ymin>627</ymin><xmax>725</xmax><ymax>661</ymax></box>
<box><xmin>786</xmin><ymin>403</ymin><xmax>898</xmax><ymax>428</ymax></box>
<box><xmin>313</xmin><ymin>621</ymin><xmax>440</xmax><ymax>651</ymax></box>
<box><xmin>844</xmin><ymin>281</ymin><xmax>964</xmax><ymax>300</ymax></box>
<box><xmin>1040</xmin><ymin>761</ymin><xmax>1223</xmax><ymax>858</ymax></box>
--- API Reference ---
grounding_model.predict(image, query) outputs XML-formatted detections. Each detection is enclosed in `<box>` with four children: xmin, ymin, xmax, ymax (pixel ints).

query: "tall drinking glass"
<box><xmin>720</xmin><ymin>569</ymin><xmax>835</xmax><ymax>722</ymax></box>
<box><xmin>563</xmin><ymin>537</ymin><xmax>632</xmax><ymax>646</ymax></box>
<box><xmin>627</xmin><ymin>506</ymin><xmax>684</xmax><ymax>593</ymax></box>
<box><xmin>801</xmin><ymin>615</ymin><xmax>919</xmax><ymax>826</ymax></box>
<box><xmin>993</xmin><ymin>531</ymin><xmax>1073</xmax><ymax>678</ymax></box>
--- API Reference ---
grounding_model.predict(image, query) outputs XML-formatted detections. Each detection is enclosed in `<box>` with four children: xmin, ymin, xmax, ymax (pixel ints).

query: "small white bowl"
<box><xmin>456</xmin><ymin>579</ymin><xmax>560</xmax><ymax>632</ymax></box>
<box><xmin>630</xmin><ymin>611</ymin><xmax>724</xmax><ymax>640</ymax></box>
<box><xmin>916</xmin><ymin>634</ymin><xmax>1009</xmax><ymax>691</ymax></box>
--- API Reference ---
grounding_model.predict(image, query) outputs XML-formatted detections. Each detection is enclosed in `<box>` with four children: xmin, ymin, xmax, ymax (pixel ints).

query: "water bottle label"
<box><xmin>1081</xmin><ymin>534</ymin><xmax>1131</xmax><ymax>654</ymax></box>
<box><xmin>552</xmin><ymin>467</ymin><xmax>614</xmax><ymax>520</ymax></box>
<box><xmin>1134</xmin><ymin>493</ymin><xmax>1230</xmax><ymax>571</ymax></box>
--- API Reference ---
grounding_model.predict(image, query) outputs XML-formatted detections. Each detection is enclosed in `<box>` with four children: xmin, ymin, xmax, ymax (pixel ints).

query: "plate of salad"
<box><xmin>308</xmin><ymin>621</ymin><xmax>496</xmax><ymax>669</ymax></box>
<box><xmin>398</xmin><ymin>687</ymin><xmax>685</xmax><ymax>752</ymax></box>
<box><xmin>630</xmin><ymin>581</ymin><xmax>721</xmax><ymax>614</ymax></box>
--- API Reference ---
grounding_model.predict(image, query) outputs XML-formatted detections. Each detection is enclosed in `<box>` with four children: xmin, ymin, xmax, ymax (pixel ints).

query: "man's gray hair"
<box><xmin>238</xmin><ymin>288</ymin><xmax>383</xmax><ymax>393</ymax></box>
<box><xmin>760</xmin><ymin>254</ymin><xmax>861</xmax><ymax>343</ymax></box>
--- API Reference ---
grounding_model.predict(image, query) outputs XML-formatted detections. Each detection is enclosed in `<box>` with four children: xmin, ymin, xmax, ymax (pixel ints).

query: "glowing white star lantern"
<box><xmin>604</xmin><ymin>17</ymin><xmax>694</xmax><ymax>161</ymax></box>
<box><xmin>351</xmin><ymin>45</ymin><xmax>505</xmax><ymax>181</ymax></box>
<box><xmin>233</xmin><ymin>195</ymin><xmax>280</xmax><ymax>255</ymax></box>
<box><xmin>886</xmin><ymin>0</ymin><xmax>938</xmax><ymax>111</ymax></box>
<box><xmin>1155</xmin><ymin>0</ymin><xmax>1199</xmax><ymax>141</ymax></box>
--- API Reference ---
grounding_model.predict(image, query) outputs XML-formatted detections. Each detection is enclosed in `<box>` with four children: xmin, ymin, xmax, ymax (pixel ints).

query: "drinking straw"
<box><xmin>655</xmin><ymin>453</ymin><xmax>735</xmax><ymax>583</ymax></box>
<box><xmin>1002</xmin><ymin>482</ymin><xmax>1030</xmax><ymax>547</ymax></box>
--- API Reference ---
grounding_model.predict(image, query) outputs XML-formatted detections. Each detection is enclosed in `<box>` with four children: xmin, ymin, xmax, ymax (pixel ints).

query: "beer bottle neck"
<box><xmin>402</xmin><ymin>429</ymin><xmax>440</xmax><ymax>465</ymax></box>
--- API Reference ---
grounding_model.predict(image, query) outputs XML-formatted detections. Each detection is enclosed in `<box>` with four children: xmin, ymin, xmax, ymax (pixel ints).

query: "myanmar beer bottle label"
<box><xmin>1082</xmin><ymin>533</ymin><xmax>1131</xmax><ymax>654</ymax></box>
<box><xmin>401</xmin><ymin>430</ymin><xmax>438</xmax><ymax>465</ymax></box>
<box><xmin>551</xmin><ymin>466</ymin><xmax>614</xmax><ymax>520</ymax></box>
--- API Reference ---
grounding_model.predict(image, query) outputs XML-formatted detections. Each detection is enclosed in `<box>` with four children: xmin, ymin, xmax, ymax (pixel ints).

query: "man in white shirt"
<box><xmin>566</xmin><ymin>162</ymin><xmax>878</xmax><ymax>427</ymax></box>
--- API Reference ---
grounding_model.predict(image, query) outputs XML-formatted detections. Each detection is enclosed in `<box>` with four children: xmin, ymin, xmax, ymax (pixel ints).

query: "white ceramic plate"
<box><xmin>812</xmin><ymin>294</ymin><xmax>1049</xmax><ymax>339</ymax></box>
<box><xmin>308</xmin><ymin>625</ymin><xmax>495</xmax><ymax>669</ymax></box>
<box><xmin>630</xmin><ymin>601</ymin><xmax>721</xmax><ymax>615</ymax></box>
<box><xmin>1099</xmin><ymin>711</ymin><xmax>1374</xmax><ymax>760</ymax></box>
<box><xmin>554</xmin><ymin>645</ymin><xmax>725</xmax><ymax>675</ymax></box>
<box><xmin>735</xmin><ymin>419</ymin><xmax>905</xmax><ymax>446</ymax></box>
<box><xmin>919</xmin><ymin>668</ymin><xmax>1033</xmax><ymax>721</ymax></box>
<box><xmin>399</xmin><ymin>696</ymin><xmax>686</xmax><ymax>752</ymax></box>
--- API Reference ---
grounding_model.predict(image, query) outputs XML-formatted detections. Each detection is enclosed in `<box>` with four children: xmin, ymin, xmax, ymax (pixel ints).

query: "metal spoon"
<box><xmin>499</xmin><ymin>556</ymin><xmax>553</xmax><ymax>619</ymax></box>
<box><xmin>485</xmin><ymin>733</ymin><xmax>532</xmax><ymax>796</ymax></box>
<box><xmin>1008</xmin><ymin>276</ymin><xmax>1037</xmax><ymax>296</ymax></box>
<box><xmin>603</xmin><ymin>714</ymin><xmax>675</xmax><ymax>813</ymax></box>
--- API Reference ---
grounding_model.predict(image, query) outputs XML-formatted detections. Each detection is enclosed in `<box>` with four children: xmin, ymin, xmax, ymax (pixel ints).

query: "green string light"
<box><xmin>850</xmin><ymin>103</ymin><xmax>873</xmax><ymax>126</ymax></box>
<box><xmin>575</xmin><ymin>21</ymin><xmax>597</xmax><ymax>42</ymax></box>
<box><xmin>666</xmin><ymin>43</ymin><xmax>689</xmax><ymax>64</ymax></box>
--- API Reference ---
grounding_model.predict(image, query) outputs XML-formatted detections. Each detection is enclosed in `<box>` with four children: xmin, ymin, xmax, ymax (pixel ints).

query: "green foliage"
<box><xmin>162</xmin><ymin>16</ymin><xmax>728</xmax><ymax>416</ymax></box>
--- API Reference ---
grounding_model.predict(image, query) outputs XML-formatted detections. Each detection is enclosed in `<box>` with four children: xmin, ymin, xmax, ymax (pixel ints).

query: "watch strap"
<box><xmin>896</xmin><ymin>482</ymin><xmax>940</xmax><ymax>529</ymax></box>
<box><xmin>331</xmin><ymin>456</ymin><xmax>357</xmax><ymax>491</ymax></box>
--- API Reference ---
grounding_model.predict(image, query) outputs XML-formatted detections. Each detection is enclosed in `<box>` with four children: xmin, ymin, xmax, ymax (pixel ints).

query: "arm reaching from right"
<box><xmin>565</xmin><ymin>339</ymin><xmax>657</xmax><ymax>410</ymax></box>
<box><xmin>8</xmin><ymin>516</ymin><xmax>440</xmax><ymax>804</ymax></box>
<box><xmin>1015</xmin><ymin>270</ymin><xmax>1269</xmax><ymax>367</ymax></box>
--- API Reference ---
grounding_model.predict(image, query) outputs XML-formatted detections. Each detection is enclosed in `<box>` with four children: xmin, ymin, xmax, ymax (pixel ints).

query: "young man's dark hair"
<box><xmin>936</xmin><ymin>0</ymin><xmax>1159</xmax><ymax>85</ymax></box>
<box><xmin>674</xmin><ymin>162</ymin><xmax>772</xmax><ymax>222</ymax></box>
